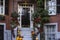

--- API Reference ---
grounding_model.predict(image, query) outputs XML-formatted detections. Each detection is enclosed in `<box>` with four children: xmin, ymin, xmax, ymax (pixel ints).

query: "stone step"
<box><xmin>23</xmin><ymin>38</ymin><xmax>32</xmax><ymax>40</ymax></box>
<box><xmin>20</xmin><ymin>28</ymin><xmax>33</xmax><ymax>31</ymax></box>
<box><xmin>21</xmin><ymin>33</ymin><xmax>31</xmax><ymax>35</ymax></box>
<box><xmin>23</xmin><ymin>36</ymin><xmax>32</xmax><ymax>38</ymax></box>
<box><xmin>20</xmin><ymin>28</ymin><xmax>33</xmax><ymax>40</ymax></box>
<box><xmin>21</xmin><ymin>31</ymin><xmax>31</xmax><ymax>36</ymax></box>
<box><xmin>21</xmin><ymin>31</ymin><xmax>31</xmax><ymax>34</ymax></box>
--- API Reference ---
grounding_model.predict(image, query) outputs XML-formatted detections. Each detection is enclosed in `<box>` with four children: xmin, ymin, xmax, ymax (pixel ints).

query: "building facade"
<box><xmin>0</xmin><ymin>0</ymin><xmax>60</xmax><ymax>40</ymax></box>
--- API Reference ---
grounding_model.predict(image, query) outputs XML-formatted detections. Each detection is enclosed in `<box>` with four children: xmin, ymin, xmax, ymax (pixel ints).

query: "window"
<box><xmin>46</xmin><ymin>0</ymin><xmax>56</xmax><ymax>15</ymax></box>
<box><xmin>5</xmin><ymin>0</ymin><xmax>9</xmax><ymax>15</ymax></box>
<box><xmin>44</xmin><ymin>24</ymin><xmax>57</xmax><ymax>40</ymax></box>
<box><xmin>57</xmin><ymin>0</ymin><xmax>60</xmax><ymax>13</ymax></box>
<box><xmin>0</xmin><ymin>25</ymin><xmax>4</xmax><ymax>40</ymax></box>
<box><xmin>0</xmin><ymin>0</ymin><xmax>5</xmax><ymax>15</ymax></box>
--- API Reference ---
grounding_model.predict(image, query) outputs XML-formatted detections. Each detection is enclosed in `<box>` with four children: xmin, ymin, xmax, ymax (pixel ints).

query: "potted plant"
<box><xmin>11</xmin><ymin>11</ymin><xmax>19</xmax><ymax>28</ymax></box>
<box><xmin>11</xmin><ymin>12</ymin><xmax>19</xmax><ymax>18</ymax></box>
<box><xmin>10</xmin><ymin>11</ymin><xmax>20</xmax><ymax>37</ymax></box>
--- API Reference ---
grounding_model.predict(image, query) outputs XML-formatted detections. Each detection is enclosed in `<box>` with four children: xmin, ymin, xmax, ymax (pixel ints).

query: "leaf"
<box><xmin>41</xmin><ymin>17</ymin><xmax>50</xmax><ymax>23</ymax></box>
<box><xmin>11</xmin><ymin>11</ymin><xmax>19</xmax><ymax>18</ymax></box>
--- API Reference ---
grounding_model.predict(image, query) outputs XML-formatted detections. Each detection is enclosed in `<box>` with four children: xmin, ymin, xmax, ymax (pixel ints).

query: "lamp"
<box><xmin>36</xmin><ymin>37</ymin><xmax>38</xmax><ymax>40</ymax></box>
<box><xmin>37</xmin><ymin>24</ymin><xmax>40</xmax><ymax>27</ymax></box>
<box><xmin>24</xmin><ymin>1</ymin><xmax>27</xmax><ymax>7</ymax></box>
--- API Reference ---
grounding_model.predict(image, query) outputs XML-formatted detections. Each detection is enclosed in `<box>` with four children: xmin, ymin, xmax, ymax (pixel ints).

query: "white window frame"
<box><xmin>44</xmin><ymin>23</ymin><xmax>58</xmax><ymax>40</ymax></box>
<box><xmin>45</xmin><ymin>0</ymin><xmax>56</xmax><ymax>15</ymax></box>
<box><xmin>0</xmin><ymin>0</ymin><xmax>5</xmax><ymax>15</ymax></box>
<box><xmin>0</xmin><ymin>23</ymin><xmax>6</xmax><ymax>40</ymax></box>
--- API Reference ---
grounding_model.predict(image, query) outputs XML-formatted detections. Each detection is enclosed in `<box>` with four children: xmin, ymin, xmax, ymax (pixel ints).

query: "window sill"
<box><xmin>49</xmin><ymin>14</ymin><xmax>56</xmax><ymax>16</ymax></box>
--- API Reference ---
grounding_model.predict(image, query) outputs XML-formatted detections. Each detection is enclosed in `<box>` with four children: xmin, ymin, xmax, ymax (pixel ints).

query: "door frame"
<box><xmin>0</xmin><ymin>23</ymin><xmax>6</xmax><ymax>40</ymax></box>
<box><xmin>18</xmin><ymin>4</ymin><xmax>34</xmax><ymax>28</ymax></box>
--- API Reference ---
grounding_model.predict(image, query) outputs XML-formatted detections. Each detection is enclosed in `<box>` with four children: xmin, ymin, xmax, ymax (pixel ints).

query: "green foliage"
<box><xmin>37</xmin><ymin>0</ymin><xmax>44</xmax><ymax>8</ymax></box>
<box><xmin>41</xmin><ymin>17</ymin><xmax>50</xmax><ymax>23</ymax></box>
<box><xmin>0</xmin><ymin>15</ymin><xmax>5</xmax><ymax>20</ymax></box>
<box><xmin>11</xmin><ymin>11</ymin><xmax>19</xmax><ymax>28</ymax></box>
<box><xmin>32</xmin><ymin>0</ymin><xmax>50</xmax><ymax>40</ymax></box>
<box><xmin>32</xmin><ymin>12</ymin><xmax>39</xmax><ymax>20</ymax></box>
<box><xmin>32</xmin><ymin>0</ymin><xmax>50</xmax><ymax>26</ymax></box>
<box><xmin>10</xmin><ymin>20</ymin><xmax>17</xmax><ymax>28</ymax></box>
<box><xmin>11</xmin><ymin>12</ymin><xmax>19</xmax><ymax>18</ymax></box>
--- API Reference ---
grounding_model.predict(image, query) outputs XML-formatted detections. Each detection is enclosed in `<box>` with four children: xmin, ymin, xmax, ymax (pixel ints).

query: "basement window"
<box><xmin>44</xmin><ymin>23</ymin><xmax>57</xmax><ymax>40</ymax></box>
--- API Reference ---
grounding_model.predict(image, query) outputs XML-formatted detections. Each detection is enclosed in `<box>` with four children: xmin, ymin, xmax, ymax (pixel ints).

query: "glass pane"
<box><xmin>0</xmin><ymin>6</ymin><xmax>3</xmax><ymax>13</ymax></box>
<box><xmin>21</xmin><ymin>8</ymin><xmax>30</xmax><ymax>27</ymax></box>
<box><xmin>46</xmin><ymin>25</ymin><xmax>56</xmax><ymax>40</ymax></box>
<box><xmin>46</xmin><ymin>0</ymin><xmax>56</xmax><ymax>14</ymax></box>
<box><xmin>0</xmin><ymin>0</ymin><xmax>3</xmax><ymax>14</ymax></box>
<box><xmin>57</xmin><ymin>0</ymin><xmax>60</xmax><ymax>5</ymax></box>
<box><xmin>0</xmin><ymin>0</ymin><xmax>3</xmax><ymax>6</ymax></box>
<box><xmin>0</xmin><ymin>25</ymin><xmax>4</xmax><ymax>40</ymax></box>
<box><xmin>57</xmin><ymin>6</ymin><xmax>60</xmax><ymax>13</ymax></box>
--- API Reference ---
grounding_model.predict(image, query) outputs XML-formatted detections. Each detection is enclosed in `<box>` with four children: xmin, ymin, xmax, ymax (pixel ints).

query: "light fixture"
<box><xmin>36</xmin><ymin>37</ymin><xmax>38</xmax><ymax>40</ymax></box>
<box><xmin>37</xmin><ymin>24</ymin><xmax>40</xmax><ymax>27</ymax></box>
<box><xmin>24</xmin><ymin>1</ymin><xmax>27</xmax><ymax>7</ymax></box>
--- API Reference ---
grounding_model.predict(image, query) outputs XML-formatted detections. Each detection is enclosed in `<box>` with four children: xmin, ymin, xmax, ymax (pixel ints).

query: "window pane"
<box><xmin>57</xmin><ymin>0</ymin><xmax>60</xmax><ymax>13</ymax></box>
<box><xmin>48</xmin><ymin>1</ymin><xmax>52</xmax><ymax>6</ymax></box>
<box><xmin>0</xmin><ymin>25</ymin><xmax>4</xmax><ymax>40</ymax></box>
<box><xmin>46</xmin><ymin>0</ymin><xmax>56</xmax><ymax>15</ymax></box>
<box><xmin>5</xmin><ymin>0</ymin><xmax>9</xmax><ymax>15</ymax></box>
<box><xmin>0</xmin><ymin>0</ymin><xmax>3</xmax><ymax>14</ymax></box>
<box><xmin>45</xmin><ymin>25</ymin><xmax>56</xmax><ymax>40</ymax></box>
<box><xmin>57</xmin><ymin>0</ymin><xmax>60</xmax><ymax>5</ymax></box>
<box><xmin>1</xmin><ymin>7</ymin><xmax>3</xmax><ymax>13</ymax></box>
<box><xmin>57</xmin><ymin>6</ymin><xmax>60</xmax><ymax>13</ymax></box>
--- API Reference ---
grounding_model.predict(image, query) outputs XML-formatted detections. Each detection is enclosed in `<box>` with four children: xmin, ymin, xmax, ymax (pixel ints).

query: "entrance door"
<box><xmin>0</xmin><ymin>25</ymin><xmax>4</xmax><ymax>40</ymax></box>
<box><xmin>18</xmin><ymin>5</ymin><xmax>34</xmax><ymax>28</ymax></box>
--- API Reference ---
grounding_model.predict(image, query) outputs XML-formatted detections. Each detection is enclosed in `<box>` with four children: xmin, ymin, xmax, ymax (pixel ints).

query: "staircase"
<box><xmin>20</xmin><ymin>28</ymin><xmax>33</xmax><ymax>40</ymax></box>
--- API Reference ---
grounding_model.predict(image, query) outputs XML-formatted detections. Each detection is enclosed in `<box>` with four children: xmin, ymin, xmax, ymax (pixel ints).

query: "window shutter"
<box><xmin>57</xmin><ymin>0</ymin><xmax>60</xmax><ymax>13</ymax></box>
<box><xmin>5</xmin><ymin>0</ymin><xmax>9</xmax><ymax>15</ymax></box>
